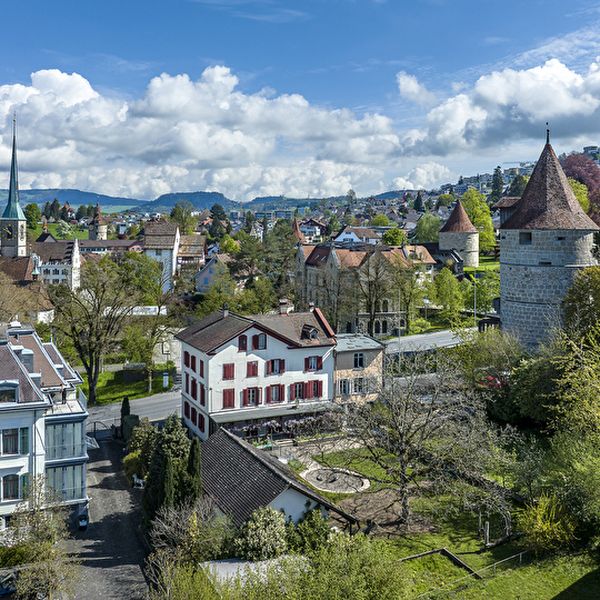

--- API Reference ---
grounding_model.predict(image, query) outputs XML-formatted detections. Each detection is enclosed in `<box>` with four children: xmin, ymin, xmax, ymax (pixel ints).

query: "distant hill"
<box><xmin>144</xmin><ymin>191</ymin><xmax>239</xmax><ymax>212</ymax></box>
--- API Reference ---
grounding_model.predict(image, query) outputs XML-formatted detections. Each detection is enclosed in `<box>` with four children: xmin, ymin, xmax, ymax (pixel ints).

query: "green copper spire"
<box><xmin>1</xmin><ymin>116</ymin><xmax>25</xmax><ymax>221</ymax></box>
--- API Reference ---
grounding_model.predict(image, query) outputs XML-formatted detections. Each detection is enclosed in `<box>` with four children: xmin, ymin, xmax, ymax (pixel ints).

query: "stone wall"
<box><xmin>500</xmin><ymin>229</ymin><xmax>597</xmax><ymax>346</ymax></box>
<box><xmin>439</xmin><ymin>231</ymin><xmax>479</xmax><ymax>268</ymax></box>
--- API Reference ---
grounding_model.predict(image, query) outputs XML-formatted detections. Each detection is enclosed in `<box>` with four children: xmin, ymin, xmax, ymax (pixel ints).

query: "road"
<box><xmin>384</xmin><ymin>328</ymin><xmax>475</xmax><ymax>355</ymax></box>
<box><xmin>88</xmin><ymin>390</ymin><xmax>180</xmax><ymax>428</ymax></box>
<box><xmin>69</xmin><ymin>440</ymin><xmax>147</xmax><ymax>599</ymax></box>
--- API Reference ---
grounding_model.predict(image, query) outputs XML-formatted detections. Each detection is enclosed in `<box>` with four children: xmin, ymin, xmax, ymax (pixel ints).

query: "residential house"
<box><xmin>299</xmin><ymin>219</ymin><xmax>327</xmax><ymax>244</ymax></box>
<box><xmin>143</xmin><ymin>221</ymin><xmax>181</xmax><ymax>292</ymax></box>
<box><xmin>176</xmin><ymin>303</ymin><xmax>336</xmax><ymax>441</ymax></box>
<box><xmin>202</xmin><ymin>428</ymin><xmax>357</xmax><ymax>526</ymax></box>
<box><xmin>334</xmin><ymin>334</ymin><xmax>384</xmax><ymax>404</ymax></box>
<box><xmin>0</xmin><ymin>322</ymin><xmax>88</xmax><ymax>529</ymax></box>
<box><xmin>177</xmin><ymin>234</ymin><xmax>207</xmax><ymax>275</ymax></box>
<box><xmin>195</xmin><ymin>253</ymin><xmax>235</xmax><ymax>294</ymax></box>
<box><xmin>334</xmin><ymin>226</ymin><xmax>381</xmax><ymax>245</ymax></box>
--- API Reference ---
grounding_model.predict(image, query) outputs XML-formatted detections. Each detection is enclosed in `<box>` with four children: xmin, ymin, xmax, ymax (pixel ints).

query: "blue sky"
<box><xmin>2</xmin><ymin>0</ymin><xmax>600</xmax><ymax>199</ymax></box>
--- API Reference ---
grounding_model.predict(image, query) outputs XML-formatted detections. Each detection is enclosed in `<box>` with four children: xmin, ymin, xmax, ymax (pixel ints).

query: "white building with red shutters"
<box><xmin>175</xmin><ymin>301</ymin><xmax>336</xmax><ymax>440</ymax></box>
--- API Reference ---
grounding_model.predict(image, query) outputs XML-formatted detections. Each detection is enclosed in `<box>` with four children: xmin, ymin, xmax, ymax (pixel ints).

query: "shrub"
<box><xmin>235</xmin><ymin>507</ymin><xmax>288</xmax><ymax>561</ymax></box>
<box><xmin>518</xmin><ymin>494</ymin><xmax>576</xmax><ymax>554</ymax></box>
<box><xmin>123</xmin><ymin>450</ymin><xmax>143</xmax><ymax>482</ymax></box>
<box><xmin>287</xmin><ymin>509</ymin><xmax>330</xmax><ymax>554</ymax></box>
<box><xmin>408</xmin><ymin>317</ymin><xmax>430</xmax><ymax>334</ymax></box>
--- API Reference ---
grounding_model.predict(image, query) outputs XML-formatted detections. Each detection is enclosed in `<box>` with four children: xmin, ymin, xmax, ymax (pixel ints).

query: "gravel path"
<box><xmin>69</xmin><ymin>440</ymin><xmax>148</xmax><ymax>600</ymax></box>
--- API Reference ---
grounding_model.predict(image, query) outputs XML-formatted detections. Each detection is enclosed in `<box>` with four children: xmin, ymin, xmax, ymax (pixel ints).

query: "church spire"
<box><xmin>1</xmin><ymin>115</ymin><xmax>25</xmax><ymax>221</ymax></box>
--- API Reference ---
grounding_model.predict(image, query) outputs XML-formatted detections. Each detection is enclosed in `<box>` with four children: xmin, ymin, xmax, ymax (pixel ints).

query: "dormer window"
<box><xmin>0</xmin><ymin>382</ymin><xmax>18</xmax><ymax>403</ymax></box>
<box><xmin>302</xmin><ymin>325</ymin><xmax>319</xmax><ymax>340</ymax></box>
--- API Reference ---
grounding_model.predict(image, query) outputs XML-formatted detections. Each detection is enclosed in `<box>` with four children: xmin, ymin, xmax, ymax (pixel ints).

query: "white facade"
<box><xmin>181</xmin><ymin>326</ymin><xmax>334</xmax><ymax>440</ymax></box>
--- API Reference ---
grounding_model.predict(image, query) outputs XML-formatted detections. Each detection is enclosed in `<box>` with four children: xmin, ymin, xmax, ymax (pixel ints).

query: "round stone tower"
<box><xmin>89</xmin><ymin>203</ymin><xmax>108</xmax><ymax>241</ymax></box>
<box><xmin>500</xmin><ymin>137</ymin><xmax>599</xmax><ymax>347</ymax></box>
<box><xmin>438</xmin><ymin>200</ymin><xmax>479</xmax><ymax>267</ymax></box>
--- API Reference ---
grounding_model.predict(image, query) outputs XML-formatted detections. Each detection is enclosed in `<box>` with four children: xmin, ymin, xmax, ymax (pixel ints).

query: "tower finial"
<box><xmin>546</xmin><ymin>122</ymin><xmax>550</xmax><ymax>145</ymax></box>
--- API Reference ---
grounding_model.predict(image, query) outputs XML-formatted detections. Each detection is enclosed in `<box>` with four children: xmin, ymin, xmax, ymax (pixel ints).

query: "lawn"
<box><xmin>464</xmin><ymin>254</ymin><xmax>500</xmax><ymax>274</ymax></box>
<box><xmin>81</xmin><ymin>368</ymin><xmax>173</xmax><ymax>405</ymax></box>
<box><xmin>27</xmin><ymin>222</ymin><xmax>90</xmax><ymax>241</ymax></box>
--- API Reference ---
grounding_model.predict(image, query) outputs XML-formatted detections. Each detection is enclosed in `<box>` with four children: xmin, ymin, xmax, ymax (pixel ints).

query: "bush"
<box><xmin>287</xmin><ymin>509</ymin><xmax>330</xmax><ymax>554</ymax></box>
<box><xmin>518</xmin><ymin>494</ymin><xmax>576</xmax><ymax>554</ymax></box>
<box><xmin>235</xmin><ymin>507</ymin><xmax>288</xmax><ymax>561</ymax></box>
<box><xmin>409</xmin><ymin>317</ymin><xmax>430</xmax><ymax>334</ymax></box>
<box><xmin>123</xmin><ymin>450</ymin><xmax>143</xmax><ymax>482</ymax></box>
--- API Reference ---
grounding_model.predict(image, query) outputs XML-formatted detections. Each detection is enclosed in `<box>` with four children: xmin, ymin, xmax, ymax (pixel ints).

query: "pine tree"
<box><xmin>414</xmin><ymin>191</ymin><xmax>425</xmax><ymax>212</ymax></box>
<box><xmin>187</xmin><ymin>437</ymin><xmax>203</xmax><ymax>501</ymax></box>
<box><xmin>162</xmin><ymin>455</ymin><xmax>175</xmax><ymax>509</ymax></box>
<box><xmin>49</xmin><ymin>198</ymin><xmax>61</xmax><ymax>221</ymax></box>
<box><xmin>120</xmin><ymin>397</ymin><xmax>131</xmax><ymax>424</ymax></box>
<box><xmin>489</xmin><ymin>166</ymin><xmax>504</xmax><ymax>205</ymax></box>
<box><xmin>42</xmin><ymin>201</ymin><xmax>51</xmax><ymax>219</ymax></box>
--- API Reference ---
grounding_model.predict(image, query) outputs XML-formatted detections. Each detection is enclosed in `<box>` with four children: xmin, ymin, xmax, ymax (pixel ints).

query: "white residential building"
<box><xmin>176</xmin><ymin>302</ymin><xmax>336</xmax><ymax>440</ymax></box>
<box><xmin>0</xmin><ymin>323</ymin><xmax>88</xmax><ymax>529</ymax></box>
<box><xmin>143</xmin><ymin>221</ymin><xmax>181</xmax><ymax>292</ymax></box>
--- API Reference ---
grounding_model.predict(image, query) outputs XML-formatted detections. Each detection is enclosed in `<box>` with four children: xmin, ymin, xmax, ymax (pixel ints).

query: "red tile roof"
<box><xmin>439</xmin><ymin>201</ymin><xmax>478</xmax><ymax>234</ymax></box>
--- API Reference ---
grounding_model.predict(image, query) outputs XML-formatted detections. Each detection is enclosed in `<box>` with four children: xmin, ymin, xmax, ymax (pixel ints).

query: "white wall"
<box><xmin>269</xmin><ymin>487</ymin><xmax>326</xmax><ymax>524</ymax></box>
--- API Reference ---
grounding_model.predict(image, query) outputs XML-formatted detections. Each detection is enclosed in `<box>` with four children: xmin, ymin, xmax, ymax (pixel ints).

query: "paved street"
<box><xmin>69</xmin><ymin>440</ymin><xmax>148</xmax><ymax>600</ymax></box>
<box><xmin>88</xmin><ymin>390</ymin><xmax>180</xmax><ymax>429</ymax></box>
<box><xmin>384</xmin><ymin>328</ymin><xmax>476</xmax><ymax>355</ymax></box>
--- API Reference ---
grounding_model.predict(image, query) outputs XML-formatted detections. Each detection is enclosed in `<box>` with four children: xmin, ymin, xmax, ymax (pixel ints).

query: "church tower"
<box><xmin>0</xmin><ymin>119</ymin><xmax>27</xmax><ymax>257</ymax></box>
<box><xmin>500</xmin><ymin>131</ymin><xmax>599</xmax><ymax>346</ymax></box>
<box><xmin>88</xmin><ymin>203</ymin><xmax>107</xmax><ymax>241</ymax></box>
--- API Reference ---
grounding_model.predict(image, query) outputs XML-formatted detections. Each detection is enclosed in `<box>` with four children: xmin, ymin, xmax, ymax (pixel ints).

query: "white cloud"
<box><xmin>392</xmin><ymin>162</ymin><xmax>453</xmax><ymax>190</ymax></box>
<box><xmin>396</xmin><ymin>71</ymin><xmax>436</xmax><ymax>106</ymax></box>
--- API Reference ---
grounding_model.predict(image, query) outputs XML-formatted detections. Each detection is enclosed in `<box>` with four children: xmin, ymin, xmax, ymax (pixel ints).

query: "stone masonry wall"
<box><xmin>439</xmin><ymin>231</ymin><xmax>479</xmax><ymax>268</ymax></box>
<box><xmin>500</xmin><ymin>229</ymin><xmax>597</xmax><ymax>346</ymax></box>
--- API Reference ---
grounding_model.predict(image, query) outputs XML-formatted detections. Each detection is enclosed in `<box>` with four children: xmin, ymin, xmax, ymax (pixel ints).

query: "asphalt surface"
<box><xmin>69</xmin><ymin>440</ymin><xmax>148</xmax><ymax>600</ymax></box>
<box><xmin>88</xmin><ymin>390</ymin><xmax>180</xmax><ymax>429</ymax></box>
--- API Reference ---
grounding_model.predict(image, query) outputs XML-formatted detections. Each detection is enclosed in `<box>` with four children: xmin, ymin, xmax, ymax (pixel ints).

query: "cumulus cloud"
<box><xmin>403</xmin><ymin>58</ymin><xmax>600</xmax><ymax>156</ymax></box>
<box><xmin>0</xmin><ymin>67</ymin><xmax>405</xmax><ymax>200</ymax></box>
<box><xmin>396</xmin><ymin>71</ymin><xmax>436</xmax><ymax>106</ymax></box>
<box><xmin>392</xmin><ymin>162</ymin><xmax>453</xmax><ymax>190</ymax></box>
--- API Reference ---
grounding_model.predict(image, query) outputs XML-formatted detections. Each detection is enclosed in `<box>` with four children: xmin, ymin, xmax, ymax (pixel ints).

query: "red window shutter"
<box><xmin>279</xmin><ymin>384</ymin><xmax>285</xmax><ymax>402</ymax></box>
<box><xmin>246</xmin><ymin>362</ymin><xmax>252</xmax><ymax>377</ymax></box>
<box><xmin>243</xmin><ymin>388</ymin><xmax>249</xmax><ymax>406</ymax></box>
<box><xmin>223</xmin><ymin>364</ymin><xmax>234</xmax><ymax>380</ymax></box>
<box><xmin>199</xmin><ymin>360</ymin><xmax>204</xmax><ymax>378</ymax></box>
<box><xmin>317</xmin><ymin>356</ymin><xmax>323</xmax><ymax>370</ymax></box>
<box><xmin>257</xmin><ymin>388</ymin><xmax>262</xmax><ymax>404</ymax></box>
<box><xmin>238</xmin><ymin>335</ymin><xmax>247</xmax><ymax>351</ymax></box>
<box><xmin>304</xmin><ymin>357</ymin><xmax>309</xmax><ymax>371</ymax></box>
<box><xmin>280</xmin><ymin>360</ymin><xmax>285</xmax><ymax>374</ymax></box>
<box><xmin>317</xmin><ymin>380</ymin><xmax>323</xmax><ymax>398</ymax></box>
<box><xmin>266</xmin><ymin>360</ymin><xmax>272</xmax><ymax>375</ymax></box>
<box><xmin>304</xmin><ymin>382</ymin><xmax>311</xmax><ymax>399</ymax></box>
<box><xmin>252</xmin><ymin>335</ymin><xmax>259</xmax><ymax>350</ymax></box>
<box><xmin>223</xmin><ymin>389</ymin><xmax>234</xmax><ymax>409</ymax></box>
<box><xmin>266</xmin><ymin>386</ymin><xmax>272</xmax><ymax>403</ymax></box>
<box><xmin>290</xmin><ymin>384</ymin><xmax>296</xmax><ymax>401</ymax></box>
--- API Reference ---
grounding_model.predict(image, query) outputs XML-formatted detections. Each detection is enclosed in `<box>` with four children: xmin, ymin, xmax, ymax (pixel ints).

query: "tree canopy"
<box><xmin>413</xmin><ymin>212</ymin><xmax>441</xmax><ymax>243</ymax></box>
<box><xmin>461</xmin><ymin>188</ymin><xmax>496</xmax><ymax>251</ymax></box>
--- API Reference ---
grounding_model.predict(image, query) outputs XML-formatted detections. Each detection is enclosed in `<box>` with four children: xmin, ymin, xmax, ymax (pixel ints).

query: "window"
<box><xmin>339</xmin><ymin>379</ymin><xmax>350</xmax><ymax>396</ymax></box>
<box><xmin>2</xmin><ymin>429</ymin><xmax>18</xmax><ymax>455</ymax></box>
<box><xmin>185</xmin><ymin>373</ymin><xmax>189</xmax><ymax>395</ymax></box>
<box><xmin>374</xmin><ymin>321</ymin><xmax>381</xmax><ymax>334</ymax></box>
<box><xmin>243</xmin><ymin>387</ymin><xmax>261</xmax><ymax>406</ymax></box>
<box><xmin>184</xmin><ymin>351</ymin><xmax>190</xmax><ymax>367</ymax></box>
<box><xmin>382</xmin><ymin>299</ymin><xmax>389</xmax><ymax>312</ymax></box>
<box><xmin>382</xmin><ymin>320</ymin><xmax>388</xmax><ymax>334</ymax></box>
<box><xmin>155</xmin><ymin>249</ymin><xmax>162</xmax><ymax>256</ymax></box>
<box><xmin>557</xmin><ymin>236</ymin><xmax>566</xmax><ymax>241</ymax></box>
<box><xmin>291</xmin><ymin>382</ymin><xmax>305</xmax><ymax>401</ymax></box>
<box><xmin>223</xmin><ymin>389</ymin><xmax>235</xmax><ymax>409</ymax></box>
<box><xmin>45</xmin><ymin>423</ymin><xmax>84</xmax><ymax>460</ymax></box>
<box><xmin>353</xmin><ymin>378</ymin><xmax>364</xmax><ymax>394</ymax></box>
<box><xmin>199</xmin><ymin>385</ymin><xmax>205</xmax><ymax>406</ymax></box>
<box><xmin>267</xmin><ymin>384</ymin><xmax>284</xmax><ymax>403</ymax></box>
<box><xmin>252</xmin><ymin>333</ymin><xmax>267</xmax><ymax>350</ymax></box>
<box><xmin>238</xmin><ymin>335</ymin><xmax>247</xmax><ymax>352</ymax></box>
<box><xmin>306</xmin><ymin>381</ymin><xmax>322</xmax><ymax>399</ymax></box>
<box><xmin>19</xmin><ymin>428</ymin><xmax>29</xmax><ymax>455</ymax></box>
<box><xmin>266</xmin><ymin>359</ymin><xmax>285</xmax><ymax>375</ymax></box>
<box><xmin>184</xmin><ymin>401</ymin><xmax>190</xmax><ymax>418</ymax></box>
<box><xmin>191</xmin><ymin>378</ymin><xmax>197</xmax><ymax>401</ymax></box>
<box><xmin>519</xmin><ymin>232</ymin><xmax>532</xmax><ymax>245</ymax></box>
<box><xmin>191</xmin><ymin>407</ymin><xmax>197</xmax><ymax>426</ymax></box>
<box><xmin>223</xmin><ymin>363</ymin><xmax>235</xmax><ymax>380</ymax></box>
<box><xmin>2</xmin><ymin>475</ymin><xmax>19</xmax><ymax>501</ymax></box>
<box><xmin>246</xmin><ymin>361</ymin><xmax>258</xmax><ymax>377</ymax></box>
<box><xmin>199</xmin><ymin>360</ymin><xmax>204</xmax><ymax>378</ymax></box>
<box><xmin>198</xmin><ymin>414</ymin><xmax>205</xmax><ymax>433</ymax></box>
<box><xmin>0</xmin><ymin>385</ymin><xmax>17</xmax><ymax>403</ymax></box>
<box><xmin>305</xmin><ymin>356</ymin><xmax>322</xmax><ymax>371</ymax></box>
<box><xmin>46</xmin><ymin>465</ymin><xmax>84</xmax><ymax>501</ymax></box>
<box><xmin>539</xmin><ymin>261</ymin><xmax>552</xmax><ymax>266</ymax></box>
<box><xmin>191</xmin><ymin>355</ymin><xmax>196</xmax><ymax>371</ymax></box>
<box><xmin>353</xmin><ymin>353</ymin><xmax>365</xmax><ymax>369</ymax></box>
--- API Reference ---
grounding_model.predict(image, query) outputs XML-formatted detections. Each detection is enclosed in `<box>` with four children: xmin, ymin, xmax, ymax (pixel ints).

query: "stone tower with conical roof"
<box><xmin>438</xmin><ymin>200</ymin><xmax>479</xmax><ymax>267</ymax></box>
<box><xmin>88</xmin><ymin>203</ymin><xmax>107</xmax><ymax>241</ymax></box>
<box><xmin>500</xmin><ymin>134</ymin><xmax>599</xmax><ymax>346</ymax></box>
<box><xmin>0</xmin><ymin>119</ymin><xmax>27</xmax><ymax>257</ymax></box>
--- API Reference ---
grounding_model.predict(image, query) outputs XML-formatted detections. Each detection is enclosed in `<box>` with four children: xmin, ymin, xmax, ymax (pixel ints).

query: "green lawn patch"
<box><xmin>82</xmin><ymin>367</ymin><xmax>173</xmax><ymax>405</ymax></box>
<box><xmin>27</xmin><ymin>223</ymin><xmax>90</xmax><ymax>241</ymax></box>
<box><xmin>464</xmin><ymin>254</ymin><xmax>500</xmax><ymax>274</ymax></box>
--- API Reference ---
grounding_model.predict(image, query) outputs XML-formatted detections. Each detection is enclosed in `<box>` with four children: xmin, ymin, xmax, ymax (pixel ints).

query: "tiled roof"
<box><xmin>43</xmin><ymin>342</ymin><xmax>81</xmax><ymax>383</ymax></box>
<box><xmin>334</xmin><ymin>248</ymin><xmax>367</xmax><ymax>268</ymax></box>
<box><xmin>337</xmin><ymin>226</ymin><xmax>380</xmax><ymax>239</ymax></box>
<box><xmin>305</xmin><ymin>246</ymin><xmax>331</xmax><ymax>267</ymax></box>
<box><xmin>0</xmin><ymin>256</ymin><xmax>34</xmax><ymax>283</ymax></box>
<box><xmin>300</xmin><ymin>245</ymin><xmax>316</xmax><ymax>259</ymax></box>
<box><xmin>202</xmin><ymin>428</ymin><xmax>357</xmax><ymax>528</ymax></box>
<box><xmin>502</xmin><ymin>143</ymin><xmax>599</xmax><ymax>231</ymax></box>
<box><xmin>0</xmin><ymin>344</ymin><xmax>48</xmax><ymax>404</ymax></box>
<box><xmin>492</xmin><ymin>196</ymin><xmax>520</xmax><ymax>210</ymax></box>
<box><xmin>79</xmin><ymin>239</ymin><xmax>138</xmax><ymax>249</ymax></box>
<box><xmin>179</xmin><ymin>234</ymin><xmax>206</xmax><ymax>257</ymax></box>
<box><xmin>292</xmin><ymin>219</ymin><xmax>306</xmax><ymax>243</ymax></box>
<box><xmin>252</xmin><ymin>311</ymin><xmax>335</xmax><ymax>348</ymax></box>
<box><xmin>31</xmin><ymin>241</ymin><xmax>75</xmax><ymax>263</ymax></box>
<box><xmin>439</xmin><ymin>201</ymin><xmax>478</xmax><ymax>234</ymax></box>
<box><xmin>176</xmin><ymin>311</ymin><xmax>252</xmax><ymax>353</ymax></box>
<box><xmin>143</xmin><ymin>221</ymin><xmax>179</xmax><ymax>249</ymax></box>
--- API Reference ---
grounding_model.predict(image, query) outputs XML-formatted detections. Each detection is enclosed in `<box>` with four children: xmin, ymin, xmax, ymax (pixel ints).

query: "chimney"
<box><xmin>308</xmin><ymin>302</ymin><xmax>315</xmax><ymax>312</ymax></box>
<box><xmin>279</xmin><ymin>299</ymin><xmax>291</xmax><ymax>315</ymax></box>
<box><xmin>222</xmin><ymin>303</ymin><xmax>229</xmax><ymax>318</ymax></box>
<box><xmin>19</xmin><ymin>348</ymin><xmax>35</xmax><ymax>373</ymax></box>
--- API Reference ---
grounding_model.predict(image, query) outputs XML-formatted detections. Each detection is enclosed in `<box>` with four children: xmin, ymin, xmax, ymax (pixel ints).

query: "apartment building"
<box><xmin>0</xmin><ymin>322</ymin><xmax>88</xmax><ymax>529</ymax></box>
<box><xmin>176</xmin><ymin>303</ymin><xmax>336</xmax><ymax>440</ymax></box>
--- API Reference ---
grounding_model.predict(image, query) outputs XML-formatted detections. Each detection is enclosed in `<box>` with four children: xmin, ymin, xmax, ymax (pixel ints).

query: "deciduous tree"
<box><xmin>461</xmin><ymin>188</ymin><xmax>495</xmax><ymax>251</ymax></box>
<box><xmin>170</xmin><ymin>201</ymin><xmax>198</xmax><ymax>235</ymax></box>
<box><xmin>413</xmin><ymin>212</ymin><xmax>441</xmax><ymax>243</ymax></box>
<box><xmin>23</xmin><ymin>203</ymin><xmax>41</xmax><ymax>229</ymax></box>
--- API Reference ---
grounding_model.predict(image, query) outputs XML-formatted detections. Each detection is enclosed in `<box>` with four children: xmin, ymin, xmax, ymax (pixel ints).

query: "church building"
<box><xmin>500</xmin><ymin>132</ymin><xmax>599</xmax><ymax>346</ymax></box>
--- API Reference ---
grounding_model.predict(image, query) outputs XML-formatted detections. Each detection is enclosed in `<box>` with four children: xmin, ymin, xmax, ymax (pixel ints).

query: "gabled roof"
<box><xmin>0</xmin><ymin>343</ymin><xmax>48</xmax><ymax>404</ymax></box>
<box><xmin>492</xmin><ymin>196</ymin><xmax>520</xmax><ymax>210</ymax></box>
<box><xmin>502</xmin><ymin>142</ymin><xmax>599</xmax><ymax>231</ymax></box>
<box><xmin>292</xmin><ymin>219</ymin><xmax>306</xmax><ymax>243</ymax></box>
<box><xmin>43</xmin><ymin>342</ymin><xmax>82</xmax><ymax>384</ymax></box>
<box><xmin>178</xmin><ymin>234</ymin><xmax>206</xmax><ymax>257</ymax></box>
<box><xmin>143</xmin><ymin>221</ymin><xmax>179</xmax><ymax>249</ymax></box>
<box><xmin>305</xmin><ymin>245</ymin><xmax>332</xmax><ymax>267</ymax></box>
<box><xmin>0</xmin><ymin>256</ymin><xmax>34</xmax><ymax>283</ymax></box>
<box><xmin>30</xmin><ymin>241</ymin><xmax>75</xmax><ymax>263</ymax></box>
<box><xmin>36</xmin><ymin>232</ymin><xmax>58</xmax><ymax>243</ymax></box>
<box><xmin>439</xmin><ymin>201</ymin><xmax>478</xmax><ymax>234</ymax></box>
<box><xmin>336</xmin><ymin>226</ymin><xmax>381</xmax><ymax>240</ymax></box>
<box><xmin>202</xmin><ymin>428</ymin><xmax>357</xmax><ymax>528</ymax></box>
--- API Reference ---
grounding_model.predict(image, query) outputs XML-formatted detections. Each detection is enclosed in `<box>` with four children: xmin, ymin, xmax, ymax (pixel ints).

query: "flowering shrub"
<box><xmin>235</xmin><ymin>507</ymin><xmax>288</xmax><ymax>561</ymax></box>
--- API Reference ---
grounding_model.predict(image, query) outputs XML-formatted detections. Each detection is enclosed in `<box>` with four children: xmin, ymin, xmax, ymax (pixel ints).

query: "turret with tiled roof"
<box><xmin>438</xmin><ymin>200</ymin><xmax>479</xmax><ymax>267</ymax></box>
<box><xmin>499</xmin><ymin>129</ymin><xmax>599</xmax><ymax>347</ymax></box>
<box><xmin>439</xmin><ymin>200</ymin><xmax>477</xmax><ymax>234</ymax></box>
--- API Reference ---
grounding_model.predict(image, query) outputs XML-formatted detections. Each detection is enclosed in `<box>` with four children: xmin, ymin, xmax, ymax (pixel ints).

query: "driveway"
<box><xmin>69</xmin><ymin>440</ymin><xmax>147</xmax><ymax>599</ymax></box>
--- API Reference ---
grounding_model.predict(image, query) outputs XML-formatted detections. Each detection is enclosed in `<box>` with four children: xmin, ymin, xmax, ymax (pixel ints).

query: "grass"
<box><xmin>27</xmin><ymin>223</ymin><xmax>90</xmax><ymax>241</ymax></box>
<box><xmin>82</xmin><ymin>368</ymin><xmax>173</xmax><ymax>405</ymax></box>
<box><xmin>464</xmin><ymin>254</ymin><xmax>500</xmax><ymax>274</ymax></box>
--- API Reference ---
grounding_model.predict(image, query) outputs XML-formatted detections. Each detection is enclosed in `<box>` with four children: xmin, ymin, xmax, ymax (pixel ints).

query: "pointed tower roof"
<box><xmin>502</xmin><ymin>139</ymin><xmax>598</xmax><ymax>231</ymax></box>
<box><xmin>439</xmin><ymin>200</ymin><xmax>478</xmax><ymax>234</ymax></box>
<box><xmin>1</xmin><ymin>117</ymin><xmax>25</xmax><ymax>221</ymax></box>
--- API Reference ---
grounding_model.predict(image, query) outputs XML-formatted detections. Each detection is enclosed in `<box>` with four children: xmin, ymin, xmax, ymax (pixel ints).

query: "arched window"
<box><xmin>382</xmin><ymin>299</ymin><xmax>389</xmax><ymax>313</ymax></box>
<box><xmin>382</xmin><ymin>320</ymin><xmax>388</xmax><ymax>334</ymax></box>
<box><xmin>374</xmin><ymin>321</ymin><xmax>381</xmax><ymax>334</ymax></box>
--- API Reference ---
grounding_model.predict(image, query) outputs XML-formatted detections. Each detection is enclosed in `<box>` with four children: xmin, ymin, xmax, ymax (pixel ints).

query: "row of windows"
<box><xmin>218</xmin><ymin>381</ymin><xmax>324</xmax><ymax>410</ymax></box>
<box><xmin>338</xmin><ymin>377</ymin><xmax>374</xmax><ymax>396</ymax></box>
<box><xmin>46</xmin><ymin>423</ymin><xmax>85</xmax><ymax>461</ymax></box>
<box><xmin>222</xmin><ymin>356</ymin><xmax>323</xmax><ymax>381</ymax></box>
<box><xmin>183</xmin><ymin>352</ymin><xmax>205</xmax><ymax>378</ymax></box>
<box><xmin>46</xmin><ymin>464</ymin><xmax>85</xmax><ymax>502</ymax></box>
<box><xmin>183</xmin><ymin>403</ymin><xmax>206</xmax><ymax>433</ymax></box>
<box><xmin>238</xmin><ymin>334</ymin><xmax>267</xmax><ymax>351</ymax></box>
<box><xmin>184</xmin><ymin>375</ymin><xmax>206</xmax><ymax>406</ymax></box>
<box><xmin>0</xmin><ymin>428</ymin><xmax>29</xmax><ymax>456</ymax></box>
